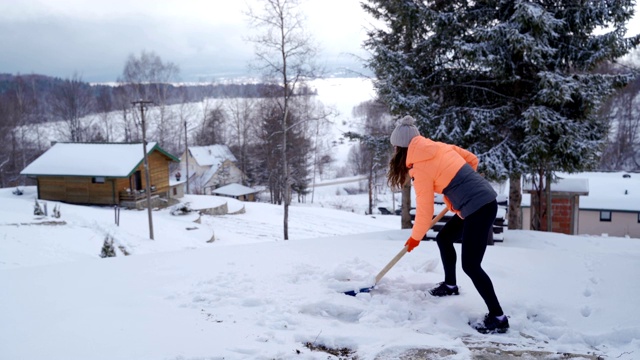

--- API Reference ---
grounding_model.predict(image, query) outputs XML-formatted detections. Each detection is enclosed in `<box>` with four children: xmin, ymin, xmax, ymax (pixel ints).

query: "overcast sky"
<box><xmin>0</xmin><ymin>0</ymin><xmax>372</xmax><ymax>82</ymax></box>
<box><xmin>1</xmin><ymin>0</ymin><xmax>639</xmax><ymax>83</ymax></box>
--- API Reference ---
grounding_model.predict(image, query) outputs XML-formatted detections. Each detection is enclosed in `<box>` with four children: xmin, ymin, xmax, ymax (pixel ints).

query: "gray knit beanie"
<box><xmin>390</xmin><ymin>115</ymin><xmax>420</xmax><ymax>147</ymax></box>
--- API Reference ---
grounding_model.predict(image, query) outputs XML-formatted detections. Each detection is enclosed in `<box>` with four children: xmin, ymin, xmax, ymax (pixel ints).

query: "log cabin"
<box><xmin>20</xmin><ymin>142</ymin><xmax>180</xmax><ymax>208</ymax></box>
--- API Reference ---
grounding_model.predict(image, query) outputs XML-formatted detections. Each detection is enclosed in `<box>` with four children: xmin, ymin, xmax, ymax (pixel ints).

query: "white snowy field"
<box><xmin>1</xmin><ymin>184</ymin><xmax>639</xmax><ymax>360</ymax></box>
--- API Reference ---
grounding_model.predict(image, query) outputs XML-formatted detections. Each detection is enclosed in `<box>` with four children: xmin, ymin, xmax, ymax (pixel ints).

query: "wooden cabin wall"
<box><xmin>37</xmin><ymin>176</ymin><xmax>117</xmax><ymax>205</ymax></box>
<box><xmin>128</xmin><ymin>152</ymin><xmax>171</xmax><ymax>194</ymax></box>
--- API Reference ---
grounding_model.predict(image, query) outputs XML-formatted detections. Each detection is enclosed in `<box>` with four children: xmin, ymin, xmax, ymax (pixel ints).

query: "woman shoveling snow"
<box><xmin>387</xmin><ymin>115</ymin><xmax>509</xmax><ymax>334</ymax></box>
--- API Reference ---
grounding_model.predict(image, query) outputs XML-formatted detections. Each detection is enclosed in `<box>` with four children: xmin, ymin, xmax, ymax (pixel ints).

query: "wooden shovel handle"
<box><xmin>374</xmin><ymin>207</ymin><xmax>449</xmax><ymax>284</ymax></box>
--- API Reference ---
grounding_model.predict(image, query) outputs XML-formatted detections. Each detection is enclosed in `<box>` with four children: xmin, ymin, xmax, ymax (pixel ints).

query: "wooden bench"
<box><xmin>416</xmin><ymin>206</ymin><xmax>507</xmax><ymax>244</ymax></box>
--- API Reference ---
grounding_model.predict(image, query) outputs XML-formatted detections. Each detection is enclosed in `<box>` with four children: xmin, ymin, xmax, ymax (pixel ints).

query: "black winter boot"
<box><xmin>470</xmin><ymin>314</ymin><xmax>509</xmax><ymax>334</ymax></box>
<box><xmin>428</xmin><ymin>282</ymin><xmax>459</xmax><ymax>297</ymax></box>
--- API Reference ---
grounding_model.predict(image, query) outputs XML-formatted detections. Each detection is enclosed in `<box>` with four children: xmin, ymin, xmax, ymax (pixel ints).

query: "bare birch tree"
<box><xmin>120</xmin><ymin>50</ymin><xmax>180</xmax><ymax>146</ymax></box>
<box><xmin>245</xmin><ymin>0</ymin><xmax>320</xmax><ymax>240</ymax></box>
<box><xmin>49</xmin><ymin>73</ymin><xmax>95</xmax><ymax>142</ymax></box>
<box><xmin>226</xmin><ymin>96</ymin><xmax>257</xmax><ymax>185</ymax></box>
<box><xmin>599</xmin><ymin>70</ymin><xmax>640</xmax><ymax>171</ymax></box>
<box><xmin>295</xmin><ymin>94</ymin><xmax>334</xmax><ymax>204</ymax></box>
<box><xmin>195</xmin><ymin>104</ymin><xmax>226</xmax><ymax>146</ymax></box>
<box><xmin>345</xmin><ymin>99</ymin><xmax>393</xmax><ymax>216</ymax></box>
<box><xmin>96</xmin><ymin>86</ymin><xmax>115</xmax><ymax>142</ymax></box>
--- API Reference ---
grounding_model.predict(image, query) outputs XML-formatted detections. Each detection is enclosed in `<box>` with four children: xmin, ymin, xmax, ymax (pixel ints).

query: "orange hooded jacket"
<box><xmin>407</xmin><ymin>136</ymin><xmax>479</xmax><ymax>241</ymax></box>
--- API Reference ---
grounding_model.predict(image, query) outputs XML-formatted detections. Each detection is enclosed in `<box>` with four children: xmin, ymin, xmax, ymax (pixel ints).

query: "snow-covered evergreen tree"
<box><xmin>100</xmin><ymin>235</ymin><xmax>116</xmax><ymax>258</ymax></box>
<box><xmin>363</xmin><ymin>0</ymin><xmax>640</xmax><ymax>230</ymax></box>
<box><xmin>33</xmin><ymin>199</ymin><xmax>44</xmax><ymax>216</ymax></box>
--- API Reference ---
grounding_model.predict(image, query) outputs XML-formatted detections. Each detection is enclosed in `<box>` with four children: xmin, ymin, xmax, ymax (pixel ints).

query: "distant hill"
<box><xmin>0</xmin><ymin>72</ymin><xmax>317</xmax><ymax>112</ymax></box>
<box><xmin>0</xmin><ymin>73</ymin><xmax>68</xmax><ymax>95</ymax></box>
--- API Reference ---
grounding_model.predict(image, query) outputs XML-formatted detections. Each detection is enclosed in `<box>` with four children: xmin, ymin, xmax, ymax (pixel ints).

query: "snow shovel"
<box><xmin>344</xmin><ymin>207</ymin><xmax>449</xmax><ymax>296</ymax></box>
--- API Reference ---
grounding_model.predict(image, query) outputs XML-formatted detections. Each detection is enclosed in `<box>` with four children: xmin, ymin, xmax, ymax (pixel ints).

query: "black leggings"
<box><xmin>435</xmin><ymin>200</ymin><xmax>504</xmax><ymax>316</ymax></box>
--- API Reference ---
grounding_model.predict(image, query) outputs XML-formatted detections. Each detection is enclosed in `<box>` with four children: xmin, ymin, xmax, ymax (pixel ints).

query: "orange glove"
<box><xmin>405</xmin><ymin>237</ymin><xmax>421</xmax><ymax>252</ymax></box>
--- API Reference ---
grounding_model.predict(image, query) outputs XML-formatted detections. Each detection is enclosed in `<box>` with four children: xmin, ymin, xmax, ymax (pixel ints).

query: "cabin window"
<box><xmin>599</xmin><ymin>211</ymin><xmax>612</xmax><ymax>222</ymax></box>
<box><xmin>92</xmin><ymin>177</ymin><xmax>105</xmax><ymax>184</ymax></box>
<box><xmin>637</xmin><ymin>212</ymin><xmax>640</xmax><ymax>223</ymax></box>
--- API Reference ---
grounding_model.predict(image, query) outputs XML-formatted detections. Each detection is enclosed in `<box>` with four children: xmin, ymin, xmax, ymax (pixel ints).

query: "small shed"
<box><xmin>20</xmin><ymin>142</ymin><xmax>180</xmax><ymax>208</ymax></box>
<box><xmin>169</xmin><ymin>178</ymin><xmax>186</xmax><ymax>199</ymax></box>
<box><xmin>522</xmin><ymin>178</ymin><xmax>589</xmax><ymax>235</ymax></box>
<box><xmin>211</xmin><ymin>183</ymin><xmax>259</xmax><ymax>202</ymax></box>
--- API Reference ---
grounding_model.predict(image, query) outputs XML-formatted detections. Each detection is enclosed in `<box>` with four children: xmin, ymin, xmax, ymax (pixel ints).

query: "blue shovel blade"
<box><xmin>344</xmin><ymin>286</ymin><xmax>374</xmax><ymax>296</ymax></box>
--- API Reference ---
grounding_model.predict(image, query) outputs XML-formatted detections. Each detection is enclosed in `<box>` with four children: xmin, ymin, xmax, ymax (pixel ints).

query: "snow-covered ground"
<box><xmin>3</xmin><ymin>77</ymin><xmax>640</xmax><ymax>359</ymax></box>
<box><xmin>1</xmin><ymin>182</ymin><xmax>639</xmax><ymax>360</ymax></box>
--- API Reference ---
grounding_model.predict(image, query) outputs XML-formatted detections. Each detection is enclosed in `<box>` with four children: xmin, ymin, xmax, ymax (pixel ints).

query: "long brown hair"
<box><xmin>387</xmin><ymin>146</ymin><xmax>409</xmax><ymax>190</ymax></box>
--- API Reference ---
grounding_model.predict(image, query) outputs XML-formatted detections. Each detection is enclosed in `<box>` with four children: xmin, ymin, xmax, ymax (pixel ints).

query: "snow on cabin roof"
<box><xmin>522</xmin><ymin>178</ymin><xmax>589</xmax><ymax>194</ymax></box>
<box><xmin>212</xmin><ymin>183</ymin><xmax>258</xmax><ymax>197</ymax></box>
<box><xmin>20</xmin><ymin>142</ymin><xmax>178</xmax><ymax>177</ymax></box>
<box><xmin>188</xmin><ymin>145</ymin><xmax>237</xmax><ymax>167</ymax></box>
<box><xmin>521</xmin><ymin>172</ymin><xmax>640</xmax><ymax>212</ymax></box>
<box><xmin>566</xmin><ymin>172</ymin><xmax>639</xmax><ymax>212</ymax></box>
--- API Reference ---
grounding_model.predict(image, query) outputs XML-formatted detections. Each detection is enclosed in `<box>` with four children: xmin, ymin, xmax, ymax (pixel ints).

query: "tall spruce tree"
<box><xmin>363</xmin><ymin>0</ymin><xmax>639</xmax><ymax>230</ymax></box>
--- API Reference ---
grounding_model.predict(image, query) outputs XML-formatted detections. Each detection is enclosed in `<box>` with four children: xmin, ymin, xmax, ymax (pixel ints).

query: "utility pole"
<box><xmin>132</xmin><ymin>99</ymin><xmax>155</xmax><ymax>240</ymax></box>
<box><xmin>546</xmin><ymin>170</ymin><xmax>552</xmax><ymax>233</ymax></box>
<box><xmin>184</xmin><ymin>120</ymin><xmax>190</xmax><ymax>194</ymax></box>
